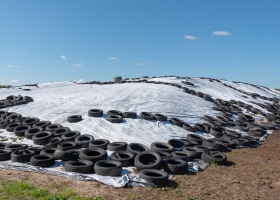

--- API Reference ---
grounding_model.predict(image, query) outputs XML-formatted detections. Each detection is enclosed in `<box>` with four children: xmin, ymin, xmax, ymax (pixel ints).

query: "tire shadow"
<box><xmin>166</xmin><ymin>180</ymin><xmax>179</xmax><ymax>189</ymax></box>
<box><xmin>221</xmin><ymin>160</ymin><xmax>235</xmax><ymax>166</ymax></box>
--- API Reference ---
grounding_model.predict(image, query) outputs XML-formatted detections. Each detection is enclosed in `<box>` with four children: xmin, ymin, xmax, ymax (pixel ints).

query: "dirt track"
<box><xmin>1</xmin><ymin>130</ymin><xmax>280</xmax><ymax>200</ymax></box>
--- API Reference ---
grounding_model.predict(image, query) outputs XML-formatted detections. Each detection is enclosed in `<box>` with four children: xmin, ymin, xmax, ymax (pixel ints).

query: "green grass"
<box><xmin>0</xmin><ymin>181</ymin><xmax>103</xmax><ymax>200</ymax></box>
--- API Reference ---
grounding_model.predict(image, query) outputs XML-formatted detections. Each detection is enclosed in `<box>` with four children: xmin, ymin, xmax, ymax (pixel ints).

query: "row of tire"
<box><xmin>231</xmin><ymin>79</ymin><xmax>280</xmax><ymax>96</ymax></box>
<box><xmin>218</xmin><ymin>80</ymin><xmax>279</xmax><ymax>102</ymax></box>
<box><xmin>67</xmin><ymin>109</ymin><xmax>210</xmax><ymax>125</ymax></box>
<box><xmin>77</xmin><ymin>75</ymin><xmax>280</xmax><ymax>106</ymax></box>
<box><xmin>197</xmin><ymin>76</ymin><xmax>280</xmax><ymax>102</ymax></box>
<box><xmin>0</xmin><ymin>110</ymin><xmax>234</xmax><ymax>186</ymax></box>
<box><xmin>1</xmin><ymin>97</ymin><xmax>278</xmax><ymax>186</ymax></box>
<box><xmin>0</xmin><ymin>95</ymin><xmax>33</xmax><ymax>109</ymax></box>
<box><xmin>79</xmin><ymin>78</ymin><xmax>217</xmax><ymax>103</ymax></box>
<box><xmin>66</xmin><ymin>101</ymin><xmax>278</xmax><ymax>150</ymax></box>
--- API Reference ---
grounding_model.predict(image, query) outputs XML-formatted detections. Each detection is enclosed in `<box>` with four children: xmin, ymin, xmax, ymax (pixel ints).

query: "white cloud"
<box><xmin>136</xmin><ymin>63</ymin><xmax>145</xmax><ymax>66</ymax></box>
<box><xmin>10</xmin><ymin>80</ymin><xmax>19</xmax><ymax>83</ymax></box>
<box><xmin>71</xmin><ymin>63</ymin><xmax>83</xmax><ymax>67</ymax></box>
<box><xmin>212</xmin><ymin>31</ymin><xmax>230</xmax><ymax>36</ymax></box>
<box><xmin>59</xmin><ymin>55</ymin><xmax>68</xmax><ymax>60</ymax></box>
<box><xmin>136</xmin><ymin>62</ymin><xmax>157</xmax><ymax>67</ymax></box>
<box><xmin>109</xmin><ymin>57</ymin><xmax>120</xmax><ymax>61</ymax></box>
<box><xmin>5</xmin><ymin>65</ymin><xmax>20</xmax><ymax>68</ymax></box>
<box><xmin>184</xmin><ymin>35</ymin><xmax>198</xmax><ymax>40</ymax></box>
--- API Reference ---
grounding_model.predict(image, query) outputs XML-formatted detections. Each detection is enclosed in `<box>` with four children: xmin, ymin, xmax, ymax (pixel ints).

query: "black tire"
<box><xmin>139</xmin><ymin>169</ymin><xmax>169</xmax><ymax>187</ymax></box>
<box><xmin>154</xmin><ymin>114</ymin><xmax>167</xmax><ymax>121</ymax></box>
<box><xmin>22</xmin><ymin>117</ymin><xmax>40</xmax><ymax>126</ymax></box>
<box><xmin>193</xmin><ymin>145</ymin><xmax>215</xmax><ymax>154</ymax></box>
<box><xmin>23</xmin><ymin>96</ymin><xmax>34</xmax><ymax>102</ymax></box>
<box><xmin>89</xmin><ymin>139</ymin><xmax>110</xmax><ymax>150</ymax></box>
<box><xmin>110</xmin><ymin>151</ymin><xmax>135</xmax><ymax>167</ymax></box>
<box><xmin>107</xmin><ymin>110</ymin><xmax>122</xmax><ymax>117</ymax></box>
<box><xmin>140</xmin><ymin>112</ymin><xmax>155</xmax><ymax>120</ymax></box>
<box><xmin>54</xmin><ymin>149</ymin><xmax>80</xmax><ymax>161</ymax></box>
<box><xmin>7</xmin><ymin>113</ymin><xmax>21</xmax><ymax>121</ymax></box>
<box><xmin>150</xmin><ymin>142</ymin><xmax>173</xmax><ymax>153</ymax></box>
<box><xmin>33</xmin><ymin>121</ymin><xmax>51</xmax><ymax>130</ymax></box>
<box><xmin>64</xmin><ymin>160</ymin><xmax>93</xmax><ymax>174</ymax></box>
<box><xmin>201</xmin><ymin>151</ymin><xmax>227</xmax><ymax>165</ymax></box>
<box><xmin>6</xmin><ymin>122</ymin><xmax>21</xmax><ymax>132</ymax></box>
<box><xmin>224</xmin><ymin>129</ymin><xmax>241</xmax><ymax>138</ymax></box>
<box><xmin>123</xmin><ymin>112</ymin><xmax>137</xmax><ymax>119</ymax></box>
<box><xmin>40</xmin><ymin>148</ymin><xmax>58</xmax><ymax>157</ymax></box>
<box><xmin>0</xmin><ymin>142</ymin><xmax>7</xmax><ymax>149</ymax></box>
<box><xmin>32</xmin><ymin>131</ymin><xmax>53</xmax><ymax>145</ymax></box>
<box><xmin>0</xmin><ymin>111</ymin><xmax>7</xmax><ymax>117</ymax></box>
<box><xmin>202</xmin><ymin>140</ymin><xmax>231</xmax><ymax>152</ymax></box>
<box><xmin>247</xmin><ymin>131</ymin><xmax>264</xmax><ymax>138</ymax></box>
<box><xmin>182</xmin><ymin>147</ymin><xmax>201</xmax><ymax>158</ymax></box>
<box><xmin>170</xmin><ymin>118</ymin><xmax>184</xmax><ymax>127</ymax></box>
<box><xmin>88</xmin><ymin>109</ymin><xmax>103</xmax><ymax>117</ymax></box>
<box><xmin>248</xmin><ymin>129</ymin><xmax>266</xmax><ymax>137</ymax></box>
<box><xmin>14</xmin><ymin>125</ymin><xmax>31</xmax><ymax>137</ymax></box>
<box><xmin>14</xmin><ymin>117</ymin><xmax>29</xmax><ymax>123</ymax></box>
<box><xmin>67</xmin><ymin>115</ymin><xmax>83</xmax><ymax>123</ymax></box>
<box><xmin>75</xmin><ymin>134</ymin><xmax>94</xmax><ymax>148</ymax></box>
<box><xmin>30</xmin><ymin>155</ymin><xmax>55</xmax><ymax>167</ymax></box>
<box><xmin>171</xmin><ymin>151</ymin><xmax>194</xmax><ymax>162</ymax></box>
<box><xmin>195</xmin><ymin>124</ymin><xmax>206</xmax><ymax>132</ymax></box>
<box><xmin>13</xmin><ymin>100</ymin><xmax>27</xmax><ymax>106</ymax></box>
<box><xmin>181</xmin><ymin>138</ymin><xmax>200</xmax><ymax>147</ymax></box>
<box><xmin>94</xmin><ymin>160</ymin><xmax>122</xmax><ymax>176</ymax></box>
<box><xmin>79</xmin><ymin>147</ymin><xmax>107</xmax><ymax>164</ymax></box>
<box><xmin>186</xmin><ymin>134</ymin><xmax>206</xmax><ymax>144</ymax></box>
<box><xmin>25</xmin><ymin>127</ymin><xmax>43</xmax><ymax>140</ymax></box>
<box><xmin>202</xmin><ymin>123</ymin><xmax>211</xmax><ymax>133</ymax></box>
<box><xmin>134</xmin><ymin>151</ymin><xmax>162</xmax><ymax>171</ymax></box>
<box><xmin>209</xmin><ymin>127</ymin><xmax>225</xmax><ymax>137</ymax></box>
<box><xmin>57</xmin><ymin>141</ymin><xmax>77</xmax><ymax>151</ymax></box>
<box><xmin>0</xmin><ymin>149</ymin><xmax>12</xmax><ymax>161</ymax></box>
<box><xmin>236</xmin><ymin>125</ymin><xmax>249</xmax><ymax>132</ymax></box>
<box><xmin>107</xmin><ymin>142</ymin><xmax>127</xmax><ymax>151</ymax></box>
<box><xmin>61</xmin><ymin>131</ymin><xmax>81</xmax><ymax>141</ymax></box>
<box><xmin>0</xmin><ymin>120</ymin><xmax>12</xmax><ymax>129</ymax></box>
<box><xmin>266</xmin><ymin>113</ymin><xmax>277</xmax><ymax>121</ymax></box>
<box><xmin>11</xmin><ymin>149</ymin><xmax>36</xmax><ymax>163</ymax></box>
<box><xmin>127</xmin><ymin>143</ymin><xmax>149</xmax><ymax>155</ymax></box>
<box><xmin>52</xmin><ymin>127</ymin><xmax>70</xmax><ymax>137</ymax></box>
<box><xmin>208</xmin><ymin>138</ymin><xmax>236</xmax><ymax>149</ymax></box>
<box><xmin>156</xmin><ymin>151</ymin><xmax>172</xmax><ymax>160</ymax></box>
<box><xmin>44</xmin><ymin>137</ymin><xmax>63</xmax><ymax>148</ymax></box>
<box><xmin>5</xmin><ymin>143</ymin><xmax>28</xmax><ymax>151</ymax></box>
<box><xmin>6</xmin><ymin>95</ymin><xmax>17</xmax><ymax>101</ymax></box>
<box><xmin>162</xmin><ymin>158</ymin><xmax>188</xmax><ymax>174</ymax></box>
<box><xmin>182</xmin><ymin>124</ymin><xmax>198</xmax><ymax>132</ymax></box>
<box><xmin>233</xmin><ymin>138</ymin><xmax>258</xmax><ymax>147</ymax></box>
<box><xmin>27</xmin><ymin>146</ymin><xmax>43</xmax><ymax>154</ymax></box>
<box><xmin>45</xmin><ymin>124</ymin><xmax>62</xmax><ymax>132</ymax></box>
<box><xmin>106</xmin><ymin>115</ymin><xmax>123</xmax><ymax>123</ymax></box>
<box><xmin>203</xmin><ymin>115</ymin><xmax>215</xmax><ymax>123</ymax></box>
<box><xmin>167</xmin><ymin>139</ymin><xmax>188</xmax><ymax>151</ymax></box>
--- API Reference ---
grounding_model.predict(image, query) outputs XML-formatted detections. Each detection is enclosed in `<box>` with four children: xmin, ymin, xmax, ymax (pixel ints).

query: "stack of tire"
<box><xmin>1</xmin><ymin>111</ymin><xmax>232</xmax><ymax>187</ymax></box>
<box><xmin>0</xmin><ymin>95</ymin><xmax>33</xmax><ymax>109</ymax></box>
<box><xmin>113</xmin><ymin>76</ymin><xmax>122</xmax><ymax>83</ymax></box>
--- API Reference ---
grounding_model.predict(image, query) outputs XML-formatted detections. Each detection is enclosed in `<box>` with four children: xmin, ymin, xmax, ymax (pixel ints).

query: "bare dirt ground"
<box><xmin>1</xmin><ymin>130</ymin><xmax>280</xmax><ymax>200</ymax></box>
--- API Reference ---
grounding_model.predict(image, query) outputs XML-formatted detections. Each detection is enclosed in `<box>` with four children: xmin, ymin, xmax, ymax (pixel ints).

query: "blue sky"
<box><xmin>0</xmin><ymin>0</ymin><xmax>280</xmax><ymax>88</ymax></box>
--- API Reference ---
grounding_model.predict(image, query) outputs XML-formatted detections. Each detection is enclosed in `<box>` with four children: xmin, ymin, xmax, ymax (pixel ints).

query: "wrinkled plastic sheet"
<box><xmin>0</xmin><ymin>159</ymin><xmax>208</xmax><ymax>188</ymax></box>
